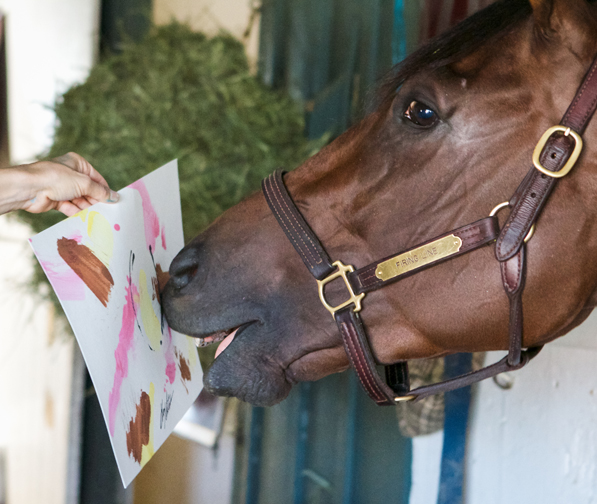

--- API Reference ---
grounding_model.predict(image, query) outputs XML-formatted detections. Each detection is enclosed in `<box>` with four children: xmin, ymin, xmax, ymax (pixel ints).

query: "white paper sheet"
<box><xmin>30</xmin><ymin>160</ymin><xmax>203</xmax><ymax>487</ymax></box>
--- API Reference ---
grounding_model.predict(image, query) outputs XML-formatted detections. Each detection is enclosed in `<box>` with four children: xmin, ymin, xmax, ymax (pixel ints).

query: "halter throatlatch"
<box><xmin>262</xmin><ymin>53</ymin><xmax>597</xmax><ymax>405</ymax></box>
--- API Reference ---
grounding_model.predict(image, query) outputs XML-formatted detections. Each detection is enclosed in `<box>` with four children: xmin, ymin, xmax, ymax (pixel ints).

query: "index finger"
<box><xmin>55</xmin><ymin>152</ymin><xmax>111</xmax><ymax>189</ymax></box>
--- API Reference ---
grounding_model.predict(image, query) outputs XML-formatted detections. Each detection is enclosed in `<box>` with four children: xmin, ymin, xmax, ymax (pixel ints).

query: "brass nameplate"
<box><xmin>375</xmin><ymin>235</ymin><xmax>463</xmax><ymax>282</ymax></box>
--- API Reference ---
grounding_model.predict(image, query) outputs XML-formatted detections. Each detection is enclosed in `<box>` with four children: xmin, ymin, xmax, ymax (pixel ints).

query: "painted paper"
<box><xmin>30</xmin><ymin>161</ymin><xmax>202</xmax><ymax>487</ymax></box>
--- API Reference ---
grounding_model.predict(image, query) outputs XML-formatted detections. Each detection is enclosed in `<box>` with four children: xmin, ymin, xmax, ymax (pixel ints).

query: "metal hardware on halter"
<box><xmin>532</xmin><ymin>125</ymin><xmax>583</xmax><ymax>178</ymax></box>
<box><xmin>317</xmin><ymin>260</ymin><xmax>365</xmax><ymax>318</ymax></box>
<box><xmin>490</xmin><ymin>202</ymin><xmax>535</xmax><ymax>243</ymax></box>
<box><xmin>375</xmin><ymin>235</ymin><xmax>462</xmax><ymax>282</ymax></box>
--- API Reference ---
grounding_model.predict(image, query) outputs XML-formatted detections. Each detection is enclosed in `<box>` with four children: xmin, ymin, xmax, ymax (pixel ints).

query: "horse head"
<box><xmin>162</xmin><ymin>0</ymin><xmax>597</xmax><ymax>406</ymax></box>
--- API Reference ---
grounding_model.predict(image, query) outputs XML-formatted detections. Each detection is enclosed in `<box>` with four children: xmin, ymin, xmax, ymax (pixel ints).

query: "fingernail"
<box><xmin>108</xmin><ymin>191</ymin><xmax>120</xmax><ymax>203</ymax></box>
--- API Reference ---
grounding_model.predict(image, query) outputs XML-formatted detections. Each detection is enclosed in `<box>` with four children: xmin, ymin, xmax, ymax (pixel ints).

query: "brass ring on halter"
<box><xmin>489</xmin><ymin>202</ymin><xmax>535</xmax><ymax>243</ymax></box>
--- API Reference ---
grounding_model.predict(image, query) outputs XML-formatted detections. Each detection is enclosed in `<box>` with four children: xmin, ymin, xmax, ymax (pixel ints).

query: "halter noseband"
<box><xmin>262</xmin><ymin>54</ymin><xmax>597</xmax><ymax>405</ymax></box>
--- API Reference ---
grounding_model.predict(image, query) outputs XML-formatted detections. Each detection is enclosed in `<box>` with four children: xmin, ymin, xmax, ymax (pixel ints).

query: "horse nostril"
<box><xmin>169</xmin><ymin>253</ymin><xmax>200</xmax><ymax>290</ymax></box>
<box><xmin>169</xmin><ymin>265</ymin><xmax>198</xmax><ymax>289</ymax></box>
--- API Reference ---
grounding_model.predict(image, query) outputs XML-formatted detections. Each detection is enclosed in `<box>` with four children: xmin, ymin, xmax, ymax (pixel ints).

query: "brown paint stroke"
<box><xmin>126</xmin><ymin>391</ymin><xmax>151</xmax><ymax>464</ymax></box>
<box><xmin>155</xmin><ymin>264</ymin><xmax>170</xmax><ymax>292</ymax></box>
<box><xmin>57</xmin><ymin>238</ymin><xmax>114</xmax><ymax>307</ymax></box>
<box><xmin>177</xmin><ymin>351</ymin><xmax>192</xmax><ymax>382</ymax></box>
<box><xmin>152</xmin><ymin>264</ymin><xmax>170</xmax><ymax>302</ymax></box>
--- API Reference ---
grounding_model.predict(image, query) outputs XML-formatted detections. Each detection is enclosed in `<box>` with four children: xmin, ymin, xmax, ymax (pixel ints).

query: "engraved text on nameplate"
<box><xmin>375</xmin><ymin>235</ymin><xmax>463</xmax><ymax>282</ymax></box>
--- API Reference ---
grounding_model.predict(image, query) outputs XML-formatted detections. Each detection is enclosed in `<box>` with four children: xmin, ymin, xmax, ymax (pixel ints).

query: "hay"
<box><xmin>20</xmin><ymin>22</ymin><xmax>325</xmax><ymax>241</ymax></box>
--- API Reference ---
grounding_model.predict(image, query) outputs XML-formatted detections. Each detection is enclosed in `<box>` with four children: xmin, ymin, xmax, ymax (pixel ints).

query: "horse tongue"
<box><xmin>215</xmin><ymin>328</ymin><xmax>239</xmax><ymax>359</ymax></box>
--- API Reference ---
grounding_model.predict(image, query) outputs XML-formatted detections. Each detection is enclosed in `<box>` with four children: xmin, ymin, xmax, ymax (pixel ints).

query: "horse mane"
<box><xmin>375</xmin><ymin>0</ymin><xmax>533</xmax><ymax>108</ymax></box>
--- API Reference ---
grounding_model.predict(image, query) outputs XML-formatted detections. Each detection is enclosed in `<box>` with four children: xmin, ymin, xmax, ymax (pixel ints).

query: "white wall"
<box><xmin>0</xmin><ymin>216</ymin><xmax>84</xmax><ymax>504</ymax></box>
<box><xmin>0</xmin><ymin>0</ymin><xmax>100</xmax><ymax>163</ymax></box>
<box><xmin>153</xmin><ymin>0</ymin><xmax>260</xmax><ymax>69</ymax></box>
<box><xmin>408</xmin><ymin>311</ymin><xmax>597</xmax><ymax>504</ymax></box>
<box><xmin>466</xmin><ymin>315</ymin><xmax>597</xmax><ymax>504</ymax></box>
<box><xmin>0</xmin><ymin>1</ymin><xmax>99</xmax><ymax>503</ymax></box>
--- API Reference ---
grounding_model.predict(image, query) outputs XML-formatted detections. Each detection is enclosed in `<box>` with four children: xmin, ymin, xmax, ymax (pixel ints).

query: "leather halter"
<box><xmin>262</xmin><ymin>54</ymin><xmax>597</xmax><ymax>405</ymax></box>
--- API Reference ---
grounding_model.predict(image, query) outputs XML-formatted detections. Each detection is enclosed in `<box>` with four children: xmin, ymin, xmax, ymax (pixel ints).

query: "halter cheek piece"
<box><xmin>262</xmin><ymin>54</ymin><xmax>597</xmax><ymax>405</ymax></box>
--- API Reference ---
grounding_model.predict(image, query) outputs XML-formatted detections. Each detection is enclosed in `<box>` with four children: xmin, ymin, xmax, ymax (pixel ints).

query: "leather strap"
<box><xmin>496</xmin><ymin>57</ymin><xmax>597</xmax><ymax>261</ymax></box>
<box><xmin>501</xmin><ymin>248</ymin><xmax>526</xmax><ymax>366</ymax></box>
<box><xmin>335</xmin><ymin>302</ymin><xmax>541</xmax><ymax>403</ymax></box>
<box><xmin>349</xmin><ymin>217</ymin><xmax>500</xmax><ymax>294</ymax></box>
<box><xmin>262</xmin><ymin>171</ymin><xmax>335</xmax><ymax>280</ymax></box>
<box><xmin>335</xmin><ymin>308</ymin><xmax>399</xmax><ymax>405</ymax></box>
<box><xmin>405</xmin><ymin>346</ymin><xmax>542</xmax><ymax>402</ymax></box>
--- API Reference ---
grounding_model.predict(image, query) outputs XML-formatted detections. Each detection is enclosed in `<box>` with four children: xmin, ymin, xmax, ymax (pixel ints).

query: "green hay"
<box><xmin>20</xmin><ymin>22</ymin><xmax>325</xmax><ymax>240</ymax></box>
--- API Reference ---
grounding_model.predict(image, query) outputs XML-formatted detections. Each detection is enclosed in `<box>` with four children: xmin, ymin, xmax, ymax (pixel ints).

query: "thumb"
<box><xmin>82</xmin><ymin>177</ymin><xmax>120</xmax><ymax>203</ymax></box>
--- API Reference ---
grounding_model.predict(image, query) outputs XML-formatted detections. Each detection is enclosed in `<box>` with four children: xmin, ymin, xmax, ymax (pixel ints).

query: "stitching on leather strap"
<box><xmin>508</xmin><ymin>297</ymin><xmax>522</xmax><ymax>364</ymax></box>
<box><xmin>564</xmin><ymin>61</ymin><xmax>597</xmax><ymax>125</ymax></box>
<box><xmin>264</xmin><ymin>180</ymin><xmax>315</xmax><ymax>267</ymax></box>
<box><xmin>340</xmin><ymin>321</ymin><xmax>386</xmax><ymax>403</ymax></box>
<box><xmin>581</xmin><ymin>92</ymin><xmax>597</xmax><ymax>126</ymax></box>
<box><xmin>359</xmin><ymin>267</ymin><xmax>379</xmax><ymax>287</ymax></box>
<box><xmin>457</xmin><ymin>227</ymin><xmax>481</xmax><ymax>237</ymax></box>
<box><xmin>271</xmin><ymin>173</ymin><xmax>323</xmax><ymax>266</ymax></box>
<box><xmin>268</xmin><ymin>175</ymin><xmax>321</xmax><ymax>266</ymax></box>
<box><xmin>264</xmin><ymin>176</ymin><xmax>321</xmax><ymax>268</ymax></box>
<box><xmin>342</xmin><ymin>322</ymin><xmax>385</xmax><ymax>402</ymax></box>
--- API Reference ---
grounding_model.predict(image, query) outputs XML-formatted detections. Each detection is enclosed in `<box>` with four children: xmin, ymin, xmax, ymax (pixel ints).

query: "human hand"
<box><xmin>0</xmin><ymin>152</ymin><xmax>119</xmax><ymax>217</ymax></box>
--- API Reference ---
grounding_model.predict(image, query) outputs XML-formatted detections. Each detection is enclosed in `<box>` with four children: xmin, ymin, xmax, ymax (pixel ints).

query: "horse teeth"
<box><xmin>194</xmin><ymin>330</ymin><xmax>232</xmax><ymax>348</ymax></box>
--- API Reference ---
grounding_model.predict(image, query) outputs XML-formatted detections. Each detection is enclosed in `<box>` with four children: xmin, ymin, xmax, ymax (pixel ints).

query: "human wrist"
<box><xmin>0</xmin><ymin>164</ymin><xmax>40</xmax><ymax>214</ymax></box>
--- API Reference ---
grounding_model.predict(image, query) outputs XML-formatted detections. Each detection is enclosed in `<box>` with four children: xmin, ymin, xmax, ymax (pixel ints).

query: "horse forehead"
<box><xmin>446</xmin><ymin>48</ymin><xmax>527</xmax><ymax>89</ymax></box>
<box><xmin>443</xmin><ymin>22</ymin><xmax>534</xmax><ymax>87</ymax></box>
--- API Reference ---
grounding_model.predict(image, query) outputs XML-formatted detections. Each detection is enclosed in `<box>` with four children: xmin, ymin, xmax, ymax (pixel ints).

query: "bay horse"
<box><xmin>162</xmin><ymin>0</ymin><xmax>597</xmax><ymax>406</ymax></box>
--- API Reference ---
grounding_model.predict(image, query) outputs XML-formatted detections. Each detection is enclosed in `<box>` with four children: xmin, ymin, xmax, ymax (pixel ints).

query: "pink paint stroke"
<box><xmin>160</xmin><ymin>225</ymin><xmax>167</xmax><ymax>250</ymax></box>
<box><xmin>129</xmin><ymin>180</ymin><xmax>160</xmax><ymax>252</ymax></box>
<box><xmin>40</xmin><ymin>260</ymin><xmax>86</xmax><ymax>301</ymax></box>
<box><xmin>68</xmin><ymin>230</ymin><xmax>83</xmax><ymax>243</ymax></box>
<box><xmin>164</xmin><ymin>327</ymin><xmax>176</xmax><ymax>384</ymax></box>
<box><xmin>108</xmin><ymin>280</ymin><xmax>139</xmax><ymax>437</ymax></box>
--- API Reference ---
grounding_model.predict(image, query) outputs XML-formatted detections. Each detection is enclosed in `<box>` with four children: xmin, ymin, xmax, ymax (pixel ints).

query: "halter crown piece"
<box><xmin>262</xmin><ymin>54</ymin><xmax>597</xmax><ymax>405</ymax></box>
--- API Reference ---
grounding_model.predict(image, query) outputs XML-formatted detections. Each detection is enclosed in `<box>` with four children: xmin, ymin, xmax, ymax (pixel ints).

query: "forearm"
<box><xmin>0</xmin><ymin>165</ymin><xmax>37</xmax><ymax>215</ymax></box>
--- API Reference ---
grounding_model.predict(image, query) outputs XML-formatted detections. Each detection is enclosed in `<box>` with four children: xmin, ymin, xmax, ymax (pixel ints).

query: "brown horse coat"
<box><xmin>163</xmin><ymin>0</ymin><xmax>597</xmax><ymax>406</ymax></box>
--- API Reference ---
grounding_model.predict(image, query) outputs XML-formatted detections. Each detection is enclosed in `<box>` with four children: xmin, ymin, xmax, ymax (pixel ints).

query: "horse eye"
<box><xmin>404</xmin><ymin>100</ymin><xmax>438</xmax><ymax>127</ymax></box>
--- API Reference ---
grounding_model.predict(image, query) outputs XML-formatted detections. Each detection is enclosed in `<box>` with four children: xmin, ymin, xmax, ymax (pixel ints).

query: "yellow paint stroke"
<box><xmin>76</xmin><ymin>208</ymin><xmax>89</xmax><ymax>222</ymax></box>
<box><xmin>186</xmin><ymin>336</ymin><xmax>198</xmax><ymax>367</ymax></box>
<box><xmin>139</xmin><ymin>269</ymin><xmax>162</xmax><ymax>350</ymax></box>
<box><xmin>87</xmin><ymin>211</ymin><xmax>114</xmax><ymax>267</ymax></box>
<box><xmin>140</xmin><ymin>382</ymin><xmax>155</xmax><ymax>467</ymax></box>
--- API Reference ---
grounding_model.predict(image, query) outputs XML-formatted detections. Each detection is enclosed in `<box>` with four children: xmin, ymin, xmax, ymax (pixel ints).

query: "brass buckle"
<box><xmin>532</xmin><ymin>125</ymin><xmax>583</xmax><ymax>179</ymax></box>
<box><xmin>317</xmin><ymin>260</ymin><xmax>365</xmax><ymax>318</ymax></box>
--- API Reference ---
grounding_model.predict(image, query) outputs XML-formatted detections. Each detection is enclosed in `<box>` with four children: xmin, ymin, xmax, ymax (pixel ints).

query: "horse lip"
<box><xmin>191</xmin><ymin>321</ymin><xmax>255</xmax><ymax>348</ymax></box>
